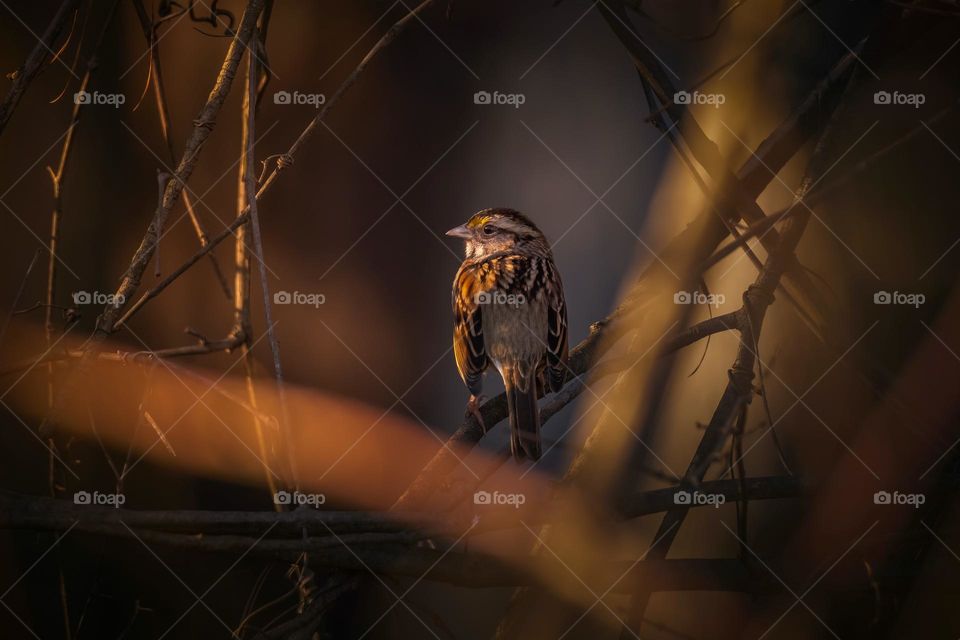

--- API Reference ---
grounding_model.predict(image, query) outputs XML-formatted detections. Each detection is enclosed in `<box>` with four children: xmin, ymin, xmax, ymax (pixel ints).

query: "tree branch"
<box><xmin>111</xmin><ymin>0</ymin><xmax>439</xmax><ymax>329</ymax></box>
<box><xmin>35</xmin><ymin>0</ymin><xmax>266</xmax><ymax>438</ymax></box>
<box><xmin>0</xmin><ymin>476</ymin><xmax>802</xmax><ymax>536</ymax></box>
<box><xmin>130</xmin><ymin>0</ymin><xmax>233</xmax><ymax>300</ymax></box>
<box><xmin>0</xmin><ymin>0</ymin><xmax>81</xmax><ymax>136</ymax></box>
<box><xmin>619</xmin><ymin>49</ymin><xmax>861</xmax><ymax>636</ymax></box>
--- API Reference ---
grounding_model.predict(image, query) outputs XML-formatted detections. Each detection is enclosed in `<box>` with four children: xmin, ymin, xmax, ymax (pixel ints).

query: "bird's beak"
<box><xmin>445</xmin><ymin>224</ymin><xmax>471</xmax><ymax>239</ymax></box>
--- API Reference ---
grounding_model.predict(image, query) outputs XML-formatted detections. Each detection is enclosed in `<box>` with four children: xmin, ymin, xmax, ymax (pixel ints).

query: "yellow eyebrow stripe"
<box><xmin>466</xmin><ymin>214</ymin><xmax>492</xmax><ymax>229</ymax></box>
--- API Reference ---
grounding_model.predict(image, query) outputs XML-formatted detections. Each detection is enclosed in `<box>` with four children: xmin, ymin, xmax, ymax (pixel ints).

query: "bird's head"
<box><xmin>446</xmin><ymin>208</ymin><xmax>551</xmax><ymax>259</ymax></box>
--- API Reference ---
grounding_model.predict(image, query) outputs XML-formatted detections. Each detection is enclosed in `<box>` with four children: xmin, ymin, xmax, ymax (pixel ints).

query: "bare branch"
<box><xmin>130</xmin><ymin>0</ymin><xmax>233</xmax><ymax>300</ymax></box>
<box><xmin>619</xmin><ymin>49</ymin><xmax>862</xmax><ymax>635</ymax></box>
<box><xmin>0</xmin><ymin>474</ymin><xmax>803</xmax><ymax>539</ymax></box>
<box><xmin>112</xmin><ymin>0</ymin><xmax>439</xmax><ymax>329</ymax></box>
<box><xmin>98</xmin><ymin>0</ymin><xmax>265</xmax><ymax>336</ymax></box>
<box><xmin>35</xmin><ymin>0</ymin><xmax>266</xmax><ymax>438</ymax></box>
<box><xmin>0</xmin><ymin>0</ymin><xmax>81</xmax><ymax>135</ymax></box>
<box><xmin>240</xmin><ymin>28</ymin><xmax>297</xmax><ymax>490</ymax></box>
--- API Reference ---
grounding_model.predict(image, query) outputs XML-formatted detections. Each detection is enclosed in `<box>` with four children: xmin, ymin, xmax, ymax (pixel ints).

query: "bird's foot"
<box><xmin>466</xmin><ymin>394</ymin><xmax>487</xmax><ymax>433</ymax></box>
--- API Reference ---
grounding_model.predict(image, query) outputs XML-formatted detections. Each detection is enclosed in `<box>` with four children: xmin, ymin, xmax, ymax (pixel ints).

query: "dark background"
<box><xmin>1</xmin><ymin>1</ymin><xmax>960</xmax><ymax>638</ymax></box>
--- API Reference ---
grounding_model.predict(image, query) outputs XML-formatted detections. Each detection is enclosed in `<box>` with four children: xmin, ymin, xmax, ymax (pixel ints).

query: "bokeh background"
<box><xmin>1</xmin><ymin>1</ymin><xmax>960</xmax><ymax>638</ymax></box>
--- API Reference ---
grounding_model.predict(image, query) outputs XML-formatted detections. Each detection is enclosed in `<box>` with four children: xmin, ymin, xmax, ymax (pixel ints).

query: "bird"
<box><xmin>447</xmin><ymin>208</ymin><xmax>568</xmax><ymax>461</ymax></box>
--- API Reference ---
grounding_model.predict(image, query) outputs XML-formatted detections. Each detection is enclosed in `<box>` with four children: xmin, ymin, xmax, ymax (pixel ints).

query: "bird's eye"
<box><xmin>482</xmin><ymin>225</ymin><xmax>496</xmax><ymax>236</ymax></box>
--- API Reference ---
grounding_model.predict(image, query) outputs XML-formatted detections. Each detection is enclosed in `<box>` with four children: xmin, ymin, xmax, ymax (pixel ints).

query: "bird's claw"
<box><xmin>467</xmin><ymin>394</ymin><xmax>487</xmax><ymax>433</ymax></box>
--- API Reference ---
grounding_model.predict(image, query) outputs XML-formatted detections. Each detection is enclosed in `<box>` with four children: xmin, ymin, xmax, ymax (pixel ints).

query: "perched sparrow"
<box><xmin>447</xmin><ymin>208</ymin><xmax>569</xmax><ymax>460</ymax></box>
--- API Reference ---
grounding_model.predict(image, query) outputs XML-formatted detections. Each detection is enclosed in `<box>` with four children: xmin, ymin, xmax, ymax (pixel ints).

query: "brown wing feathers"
<box><xmin>544</xmin><ymin>261</ymin><xmax>569</xmax><ymax>392</ymax></box>
<box><xmin>452</xmin><ymin>265</ymin><xmax>488</xmax><ymax>395</ymax></box>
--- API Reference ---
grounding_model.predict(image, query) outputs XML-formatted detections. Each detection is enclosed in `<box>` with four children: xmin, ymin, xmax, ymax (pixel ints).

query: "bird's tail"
<box><xmin>504</xmin><ymin>367</ymin><xmax>541</xmax><ymax>461</ymax></box>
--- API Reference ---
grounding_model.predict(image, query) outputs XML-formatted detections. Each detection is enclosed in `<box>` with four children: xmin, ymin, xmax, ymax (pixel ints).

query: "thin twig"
<box><xmin>97</xmin><ymin>0</ymin><xmax>264</xmax><ymax>336</ymax></box>
<box><xmin>0</xmin><ymin>249</ymin><xmax>42</xmax><ymax>350</ymax></box>
<box><xmin>598</xmin><ymin>1</ymin><xmax>834</xmax><ymax>337</ymax></box>
<box><xmin>235</xmin><ymin>25</ymin><xmax>281</xmax><ymax>505</ymax></box>
<box><xmin>36</xmin><ymin>0</ymin><xmax>266</xmax><ymax>438</ymax></box>
<box><xmin>129</xmin><ymin>0</ymin><xmax>233</xmax><ymax>300</ymax></box>
<box><xmin>111</xmin><ymin>0</ymin><xmax>439</xmax><ymax>329</ymax></box>
<box><xmin>0</xmin><ymin>0</ymin><xmax>81</xmax><ymax>136</ymax></box>
<box><xmin>704</xmin><ymin>99</ymin><xmax>959</xmax><ymax>271</ymax></box>
<box><xmin>241</xmin><ymin>27</ymin><xmax>297</xmax><ymax>491</ymax></box>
